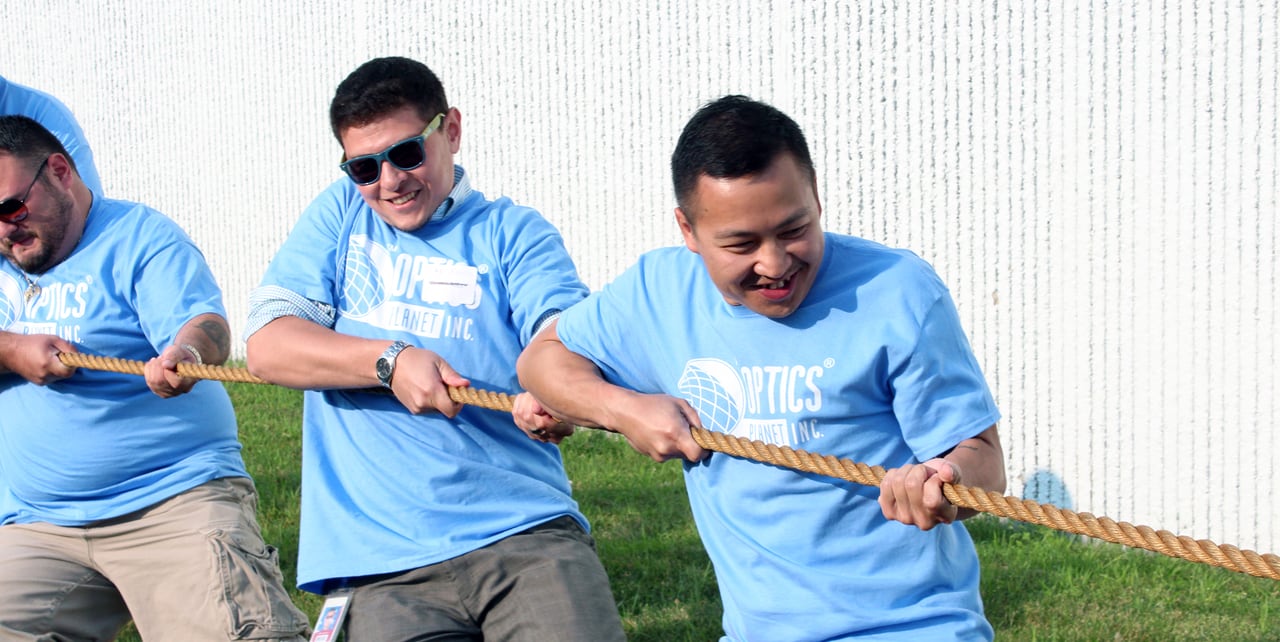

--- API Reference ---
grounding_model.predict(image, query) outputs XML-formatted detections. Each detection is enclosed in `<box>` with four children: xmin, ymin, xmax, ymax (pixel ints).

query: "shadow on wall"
<box><xmin>1021</xmin><ymin>469</ymin><xmax>1074</xmax><ymax>511</ymax></box>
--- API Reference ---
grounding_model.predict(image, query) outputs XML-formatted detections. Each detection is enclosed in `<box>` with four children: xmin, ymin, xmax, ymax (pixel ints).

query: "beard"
<box><xmin>1</xmin><ymin>180</ymin><xmax>74</xmax><ymax>274</ymax></box>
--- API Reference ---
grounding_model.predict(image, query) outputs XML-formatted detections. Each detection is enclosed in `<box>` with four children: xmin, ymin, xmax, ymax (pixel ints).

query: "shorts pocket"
<box><xmin>207</xmin><ymin>526</ymin><xmax>310</xmax><ymax>640</ymax></box>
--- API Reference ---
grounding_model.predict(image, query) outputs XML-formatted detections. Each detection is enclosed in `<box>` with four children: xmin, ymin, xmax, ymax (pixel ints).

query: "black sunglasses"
<box><xmin>340</xmin><ymin>113</ymin><xmax>445</xmax><ymax>185</ymax></box>
<box><xmin>0</xmin><ymin>158</ymin><xmax>49</xmax><ymax>224</ymax></box>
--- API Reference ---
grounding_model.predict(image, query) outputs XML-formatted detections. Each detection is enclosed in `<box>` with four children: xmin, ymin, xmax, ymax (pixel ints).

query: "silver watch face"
<box><xmin>376</xmin><ymin>358</ymin><xmax>394</xmax><ymax>382</ymax></box>
<box><xmin>377</xmin><ymin>340</ymin><xmax>408</xmax><ymax>386</ymax></box>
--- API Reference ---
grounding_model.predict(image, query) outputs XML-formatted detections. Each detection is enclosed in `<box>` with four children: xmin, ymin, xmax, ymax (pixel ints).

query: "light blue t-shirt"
<box><xmin>253</xmin><ymin>171</ymin><xmax>590</xmax><ymax>593</ymax></box>
<box><xmin>0</xmin><ymin>75</ymin><xmax>104</xmax><ymax>194</ymax></box>
<box><xmin>557</xmin><ymin>233</ymin><xmax>1001</xmax><ymax>641</ymax></box>
<box><xmin>0</xmin><ymin>196</ymin><xmax>245</xmax><ymax>525</ymax></box>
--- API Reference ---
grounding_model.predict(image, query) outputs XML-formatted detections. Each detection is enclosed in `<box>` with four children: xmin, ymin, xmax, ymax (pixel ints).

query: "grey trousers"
<box><xmin>341</xmin><ymin>516</ymin><xmax>626</xmax><ymax>642</ymax></box>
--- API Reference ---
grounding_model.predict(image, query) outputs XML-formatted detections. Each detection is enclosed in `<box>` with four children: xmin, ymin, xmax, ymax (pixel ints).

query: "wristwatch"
<box><xmin>375</xmin><ymin>340</ymin><xmax>410</xmax><ymax>388</ymax></box>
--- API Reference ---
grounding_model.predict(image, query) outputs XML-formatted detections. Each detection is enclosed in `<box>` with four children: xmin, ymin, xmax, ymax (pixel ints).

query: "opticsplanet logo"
<box><xmin>677</xmin><ymin>357</ymin><xmax>827</xmax><ymax>446</ymax></box>
<box><xmin>0</xmin><ymin>270</ymin><xmax>89</xmax><ymax>341</ymax></box>
<box><xmin>341</xmin><ymin>235</ymin><xmax>485</xmax><ymax>342</ymax></box>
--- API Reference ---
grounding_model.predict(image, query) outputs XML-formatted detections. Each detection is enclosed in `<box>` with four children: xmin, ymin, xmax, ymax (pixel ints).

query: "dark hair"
<box><xmin>0</xmin><ymin>115</ymin><xmax>77</xmax><ymax>172</ymax></box>
<box><xmin>671</xmin><ymin>95</ymin><xmax>814</xmax><ymax>210</ymax></box>
<box><xmin>329</xmin><ymin>57</ymin><xmax>449</xmax><ymax>140</ymax></box>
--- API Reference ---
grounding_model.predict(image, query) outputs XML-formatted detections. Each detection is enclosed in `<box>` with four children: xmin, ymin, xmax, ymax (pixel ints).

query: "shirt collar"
<box><xmin>430</xmin><ymin>165</ymin><xmax>472</xmax><ymax>222</ymax></box>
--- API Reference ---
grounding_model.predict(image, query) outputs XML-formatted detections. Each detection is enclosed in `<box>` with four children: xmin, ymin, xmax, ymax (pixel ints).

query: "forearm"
<box><xmin>0</xmin><ymin>331</ymin><xmax>18</xmax><ymax>374</ymax></box>
<box><xmin>172</xmin><ymin>313</ymin><xmax>231</xmax><ymax>365</ymax></box>
<box><xmin>245</xmin><ymin>315</ymin><xmax>388</xmax><ymax>390</ymax></box>
<box><xmin>517</xmin><ymin>331</ymin><xmax>631</xmax><ymax>430</ymax></box>
<box><xmin>940</xmin><ymin>423</ymin><xmax>1006</xmax><ymax>519</ymax></box>
<box><xmin>519</xmin><ymin>321</ymin><xmax>710</xmax><ymax>462</ymax></box>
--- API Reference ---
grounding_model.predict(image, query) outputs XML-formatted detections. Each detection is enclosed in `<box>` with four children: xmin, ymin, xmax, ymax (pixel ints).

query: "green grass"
<box><xmin>113</xmin><ymin>382</ymin><xmax>1277</xmax><ymax>641</ymax></box>
<box><xmin>971</xmin><ymin>519</ymin><xmax>1280</xmax><ymax>641</ymax></box>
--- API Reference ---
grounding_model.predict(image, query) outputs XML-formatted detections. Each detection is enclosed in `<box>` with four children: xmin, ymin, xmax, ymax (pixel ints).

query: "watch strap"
<box><xmin>376</xmin><ymin>340</ymin><xmax>410</xmax><ymax>388</ymax></box>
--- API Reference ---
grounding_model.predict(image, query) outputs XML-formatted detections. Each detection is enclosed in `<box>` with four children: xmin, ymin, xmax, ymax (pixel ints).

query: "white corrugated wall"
<box><xmin>5</xmin><ymin>0</ymin><xmax>1276</xmax><ymax>559</ymax></box>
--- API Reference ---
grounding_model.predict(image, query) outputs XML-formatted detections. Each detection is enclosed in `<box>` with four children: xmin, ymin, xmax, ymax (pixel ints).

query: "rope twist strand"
<box><xmin>55</xmin><ymin>352</ymin><xmax>1280</xmax><ymax>581</ymax></box>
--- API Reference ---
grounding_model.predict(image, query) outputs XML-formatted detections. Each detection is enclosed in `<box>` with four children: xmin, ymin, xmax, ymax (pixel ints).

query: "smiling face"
<box><xmin>677</xmin><ymin>152</ymin><xmax>824</xmax><ymax>318</ymax></box>
<box><xmin>338</xmin><ymin>104</ymin><xmax>460</xmax><ymax>232</ymax></box>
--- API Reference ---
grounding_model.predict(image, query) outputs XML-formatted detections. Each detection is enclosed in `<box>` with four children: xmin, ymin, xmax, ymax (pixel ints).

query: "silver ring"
<box><xmin>531</xmin><ymin>429</ymin><xmax>547</xmax><ymax>437</ymax></box>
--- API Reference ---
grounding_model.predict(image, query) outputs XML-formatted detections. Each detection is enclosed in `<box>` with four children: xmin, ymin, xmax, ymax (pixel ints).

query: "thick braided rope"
<box><xmin>59</xmin><ymin>351</ymin><xmax>269</xmax><ymax>384</ymax></box>
<box><xmin>57</xmin><ymin>352</ymin><xmax>1280</xmax><ymax>581</ymax></box>
<box><xmin>687</xmin><ymin>428</ymin><xmax>1280</xmax><ymax>581</ymax></box>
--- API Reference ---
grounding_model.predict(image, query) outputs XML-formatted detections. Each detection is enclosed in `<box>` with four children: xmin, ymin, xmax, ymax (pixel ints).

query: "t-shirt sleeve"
<box><xmin>890</xmin><ymin>291</ymin><xmax>1001</xmax><ymax>460</ymax></box>
<box><xmin>255</xmin><ymin>180</ymin><xmax>353</xmax><ymax>306</ymax></box>
<box><xmin>555</xmin><ymin>258</ymin><xmax>664</xmax><ymax>393</ymax></box>
<box><xmin>498</xmin><ymin>209</ymin><xmax>588</xmax><ymax>346</ymax></box>
<box><xmin>130</xmin><ymin>218</ymin><xmax>227</xmax><ymax>353</ymax></box>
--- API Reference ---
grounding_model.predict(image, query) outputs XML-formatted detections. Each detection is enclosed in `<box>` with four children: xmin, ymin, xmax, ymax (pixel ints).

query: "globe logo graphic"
<box><xmin>677</xmin><ymin>358</ymin><xmax>746</xmax><ymax>434</ymax></box>
<box><xmin>0</xmin><ymin>273</ymin><xmax>22</xmax><ymax>329</ymax></box>
<box><xmin>0</xmin><ymin>295</ymin><xmax>14</xmax><ymax>330</ymax></box>
<box><xmin>341</xmin><ymin>236</ymin><xmax>388</xmax><ymax>319</ymax></box>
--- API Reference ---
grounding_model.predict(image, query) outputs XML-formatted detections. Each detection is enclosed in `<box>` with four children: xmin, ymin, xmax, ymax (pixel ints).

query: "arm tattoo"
<box><xmin>195</xmin><ymin>318</ymin><xmax>230</xmax><ymax>363</ymax></box>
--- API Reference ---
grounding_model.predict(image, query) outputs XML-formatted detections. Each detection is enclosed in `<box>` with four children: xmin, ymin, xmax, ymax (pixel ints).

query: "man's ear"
<box><xmin>444</xmin><ymin>107</ymin><xmax>462</xmax><ymax>154</ymax></box>
<box><xmin>811</xmin><ymin>174</ymin><xmax>823</xmax><ymax>219</ymax></box>
<box><xmin>675</xmin><ymin>207</ymin><xmax>699</xmax><ymax>254</ymax></box>
<box><xmin>47</xmin><ymin>153</ymin><xmax>76</xmax><ymax>188</ymax></box>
